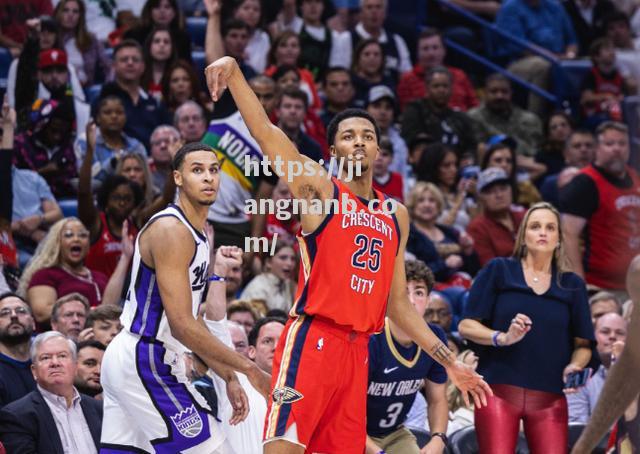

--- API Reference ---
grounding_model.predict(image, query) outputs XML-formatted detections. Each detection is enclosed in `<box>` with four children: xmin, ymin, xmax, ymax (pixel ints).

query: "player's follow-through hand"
<box><xmin>204</xmin><ymin>56</ymin><xmax>239</xmax><ymax>102</ymax></box>
<box><xmin>447</xmin><ymin>360</ymin><xmax>493</xmax><ymax>408</ymax></box>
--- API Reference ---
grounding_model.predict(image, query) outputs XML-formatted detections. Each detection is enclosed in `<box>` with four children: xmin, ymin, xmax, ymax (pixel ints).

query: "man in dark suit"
<box><xmin>0</xmin><ymin>331</ymin><xmax>103</xmax><ymax>453</ymax></box>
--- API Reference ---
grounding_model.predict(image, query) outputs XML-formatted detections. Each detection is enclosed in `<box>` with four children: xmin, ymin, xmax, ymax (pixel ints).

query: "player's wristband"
<box><xmin>432</xmin><ymin>432</ymin><xmax>448</xmax><ymax>444</ymax></box>
<box><xmin>491</xmin><ymin>331</ymin><xmax>502</xmax><ymax>347</ymax></box>
<box><xmin>208</xmin><ymin>274</ymin><xmax>226</xmax><ymax>282</ymax></box>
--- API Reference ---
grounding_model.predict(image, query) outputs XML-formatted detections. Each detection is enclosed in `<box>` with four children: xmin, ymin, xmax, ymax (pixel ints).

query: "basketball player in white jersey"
<box><xmin>99</xmin><ymin>142</ymin><xmax>271</xmax><ymax>453</ymax></box>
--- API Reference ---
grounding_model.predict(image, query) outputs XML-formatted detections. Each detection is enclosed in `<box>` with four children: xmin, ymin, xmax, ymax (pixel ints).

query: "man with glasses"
<box><xmin>0</xmin><ymin>293</ymin><xmax>36</xmax><ymax>408</ymax></box>
<box><xmin>98</xmin><ymin>39</ymin><xmax>171</xmax><ymax>149</ymax></box>
<box><xmin>0</xmin><ymin>331</ymin><xmax>103</xmax><ymax>452</ymax></box>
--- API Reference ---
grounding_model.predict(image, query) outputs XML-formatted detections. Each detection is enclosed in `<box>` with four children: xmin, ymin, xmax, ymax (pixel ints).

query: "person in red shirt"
<box><xmin>397</xmin><ymin>28</ymin><xmax>478</xmax><ymax>113</ymax></box>
<box><xmin>467</xmin><ymin>167</ymin><xmax>526</xmax><ymax>266</ymax></box>
<box><xmin>206</xmin><ymin>55</ymin><xmax>490</xmax><ymax>454</ymax></box>
<box><xmin>560</xmin><ymin>121</ymin><xmax>640</xmax><ymax>292</ymax></box>
<box><xmin>372</xmin><ymin>136</ymin><xmax>403</xmax><ymax>202</ymax></box>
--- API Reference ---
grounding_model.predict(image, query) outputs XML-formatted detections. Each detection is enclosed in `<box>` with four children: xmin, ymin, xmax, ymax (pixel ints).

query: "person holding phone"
<box><xmin>459</xmin><ymin>202</ymin><xmax>595</xmax><ymax>453</ymax></box>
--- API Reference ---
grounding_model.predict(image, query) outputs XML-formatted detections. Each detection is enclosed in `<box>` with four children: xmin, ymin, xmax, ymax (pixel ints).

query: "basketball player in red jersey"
<box><xmin>205</xmin><ymin>57</ymin><xmax>492</xmax><ymax>454</ymax></box>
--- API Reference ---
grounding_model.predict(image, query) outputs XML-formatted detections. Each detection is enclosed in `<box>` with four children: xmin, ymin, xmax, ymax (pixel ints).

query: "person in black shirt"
<box><xmin>0</xmin><ymin>292</ymin><xmax>36</xmax><ymax>408</ymax></box>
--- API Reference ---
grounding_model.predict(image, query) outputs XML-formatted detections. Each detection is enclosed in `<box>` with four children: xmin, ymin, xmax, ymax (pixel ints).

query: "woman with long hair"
<box><xmin>115</xmin><ymin>152</ymin><xmax>177</xmax><ymax>226</ymax></box>
<box><xmin>459</xmin><ymin>202</ymin><xmax>594</xmax><ymax>453</ymax></box>
<box><xmin>141</xmin><ymin>25</ymin><xmax>177</xmax><ymax>101</ymax></box>
<box><xmin>160</xmin><ymin>59</ymin><xmax>211</xmax><ymax>114</ymax></box>
<box><xmin>54</xmin><ymin>0</ymin><xmax>110</xmax><ymax>86</ymax></box>
<box><xmin>415</xmin><ymin>143</ymin><xmax>476</xmax><ymax>231</ymax></box>
<box><xmin>78</xmin><ymin>124</ymin><xmax>143</xmax><ymax>278</ymax></box>
<box><xmin>536</xmin><ymin>111</ymin><xmax>574</xmax><ymax>177</ymax></box>
<box><xmin>405</xmin><ymin>182</ymin><xmax>480</xmax><ymax>284</ymax></box>
<box><xmin>265</xmin><ymin>30</ymin><xmax>322</xmax><ymax>112</ymax></box>
<box><xmin>351</xmin><ymin>39</ymin><xmax>395</xmax><ymax>108</ymax></box>
<box><xmin>124</xmin><ymin>0</ymin><xmax>192</xmax><ymax>62</ymax></box>
<box><xmin>19</xmin><ymin>217</ymin><xmax>109</xmax><ymax>324</ymax></box>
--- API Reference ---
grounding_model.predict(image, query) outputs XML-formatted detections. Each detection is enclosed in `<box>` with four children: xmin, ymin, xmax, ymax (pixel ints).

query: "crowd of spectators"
<box><xmin>0</xmin><ymin>0</ymin><xmax>639</xmax><ymax>451</ymax></box>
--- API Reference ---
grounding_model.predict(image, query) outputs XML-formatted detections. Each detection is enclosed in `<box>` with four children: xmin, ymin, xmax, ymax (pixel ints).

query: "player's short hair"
<box><xmin>77</xmin><ymin>339</ymin><xmax>107</xmax><ymax>353</ymax></box>
<box><xmin>51</xmin><ymin>293</ymin><xmax>90</xmax><ymax>322</ymax></box>
<box><xmin>86</xmin><ymin>305</ymin><xmax>123</xmax><ymax>327</ymax></box>
<box><xmin>172</xmin><ymin>142</ymin><xmax>216</xmax><ymax>170</ymax></box>
<box><xmin>405</xmin><ymin>260</ymin><xmax>435</xmax><ymax>293</ymax></box>
<box><xmin>326</xmin><ymin>108</ymin><xmax>380</xmax><ymax>147</ymax></box>
<box><xmin>248</xmin><ymin>316</ymin><xmax>286</xmax><ymax>347</ymax></box>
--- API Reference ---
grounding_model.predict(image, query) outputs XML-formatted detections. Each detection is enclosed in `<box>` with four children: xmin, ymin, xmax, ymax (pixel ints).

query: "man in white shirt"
<box><xmin>0</xmin><ymin>331</ymin><xmax>103</xmax><ymax>453</ymax></box>
<box><xmin>330</xmin><ymin>0</ymin><xmax>412</xmax><ymax>78</ymax></box>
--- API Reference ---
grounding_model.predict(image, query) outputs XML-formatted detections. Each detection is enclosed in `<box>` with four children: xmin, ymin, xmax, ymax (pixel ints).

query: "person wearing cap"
<box><xmin>467</xmin><ymin>167</ymin><xmax>526</xmax><ymax>266</ymax></box>
<box><xmin>13</xmin><ymin>98</ymin><xmax>79</xmax><ymax>199</ymax></box>
<box><xmin>397</xmin><ymin>28</ymin><xmax>478</xmax><ymax>112</ymax></box>
<box><xmin>481</xmin><ymin>135</ymin><xmax>543</xmax><ymax>208</ymax></box>
<box><xmin>401</xmin><ymin>66</ymin><xmax>478</xmax><ymax>159</ymax></box>
<box><xmin>366</xmin><ymin>85</ymin><xmax>409</xmax><ymax>184</ymax></box>
<box><xmin>8</xmin><ymin>18</ymin><xmax>85</xmax><ymax>130</ymax></box>
<box><xmin>468</xmin><ymin>73</ymin><xmax>543</xmax><ymax>158</ymax></box>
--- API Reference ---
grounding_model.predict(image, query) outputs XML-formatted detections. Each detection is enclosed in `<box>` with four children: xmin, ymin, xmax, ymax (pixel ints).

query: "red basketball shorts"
<box><xmin>263</xmin><ymin>315</ymin><xmax>370</xmax><ymax>453</ymax></box>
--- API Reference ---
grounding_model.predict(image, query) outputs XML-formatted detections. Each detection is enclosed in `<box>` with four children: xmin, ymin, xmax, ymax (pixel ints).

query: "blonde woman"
<box><xmin>459</xmin><ymin>202</ymin><xmax>595</xmax><ymax>453</ymax></box>
<box><xmin>18</xmin><ymin>218</ymin><xmax>108</xmax><ymax>325</ymax></box>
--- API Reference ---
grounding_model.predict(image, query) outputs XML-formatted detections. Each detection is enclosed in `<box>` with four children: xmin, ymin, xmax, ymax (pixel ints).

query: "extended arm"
<box><xmin>204</xmin><ymin>57</ymin><xmax>332</xmax><ymax>201</ymax></box>
<box><xmin>561</xmin><ymin>214</ymin><xmax>587</xmax><ymax>278</ymax></box>
<box><xmin>572</xmin><ymin>302</ymin><xmax>640</xmax><ymax>452</ymax></box>
<box><xmin>387</xmin><ymin>204</ymin><xmax>491</xmax><ymax>407</ymax></box>
<box><xmin>423</xmin><ymin>380</ymin><xmax>448</xmax><ymax>453</ymax></box>
<box><xmin>147</xmin><ymin>219</ymin><xmax>271</xmax><ymax>398</ymax></box>
<box><xmin>77</xmin><ymin>122</ymin><xmax>100</xmax><ymax>238</ymax></box>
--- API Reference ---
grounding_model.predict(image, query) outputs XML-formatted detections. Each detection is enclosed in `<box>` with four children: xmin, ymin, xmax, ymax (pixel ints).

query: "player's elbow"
<box><xmin>457</xmin><ymin>319</ymin><xmax>475</xmax><ymax>339</ymax></box>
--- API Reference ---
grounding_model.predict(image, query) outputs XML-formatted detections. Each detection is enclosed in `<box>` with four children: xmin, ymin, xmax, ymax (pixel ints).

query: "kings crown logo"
<box><xmin>170</xmin><ymin>404</ymin><xmax>203</xmax><ymax>438</ymax></box>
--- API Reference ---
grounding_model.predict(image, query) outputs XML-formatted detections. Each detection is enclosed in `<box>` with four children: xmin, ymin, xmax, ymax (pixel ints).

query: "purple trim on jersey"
<box><xmin>129</xmin><ymin>263</ymin><xmax>163</xmax><ymax>338</ymax></box>
<box><xmin>135</xmin><ymin>338</ymin><xmax>214</xmax><ymax>451</ymax></box>
<box><xmin>275</xmin><ymin>316</ymin><xmax>313</xmax><ymax>436</ymax></box>
<box><xmin>100</xmin><ymin>443</ymin><xmax>150</xmax><ymax>453</ymax></box>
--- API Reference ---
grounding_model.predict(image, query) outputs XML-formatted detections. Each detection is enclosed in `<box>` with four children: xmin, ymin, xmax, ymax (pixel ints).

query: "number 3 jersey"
<box><xmin>119</xmin><ymin>204</ymin><xmax>210</xmax><ymax>353</ymax></box>
<box><xmin>291</xmin><ymin>178</ymin><xmax>400</xmax><ymax>334</ymax></box>
<box><xmin>367</xmin><ymin>322</ymin><xmax>448</xmax><ymax>437</ymax></box>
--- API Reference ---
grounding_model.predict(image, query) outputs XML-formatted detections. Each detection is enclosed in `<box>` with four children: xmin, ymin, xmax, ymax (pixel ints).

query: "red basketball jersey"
<box><xmin>291</xmin><ymin>178</ymin><xmax>400</xmax><ymax>334</ymax></box>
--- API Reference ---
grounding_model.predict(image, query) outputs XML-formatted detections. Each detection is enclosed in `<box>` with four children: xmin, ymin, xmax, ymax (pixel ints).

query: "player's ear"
<box><xmin>247</xmin><ymin>346</ymin><xmax>256</xmax><ymax>361</ymax></box>
<box><xmin>173</xmin><ymin>169</ymin><xmax>182</xmax><ymax>187</ymax></box>
<box><xmin>329</xmin><ymin>145</ymin><xmax>336</xmax><ymax>157</ymax></box>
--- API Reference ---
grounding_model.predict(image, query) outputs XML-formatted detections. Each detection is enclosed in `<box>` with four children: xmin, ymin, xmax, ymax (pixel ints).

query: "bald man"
<box><xmin>572</xmin><ymin>255</ymin><xmax>640</xmax><ymax>453</ymax></box>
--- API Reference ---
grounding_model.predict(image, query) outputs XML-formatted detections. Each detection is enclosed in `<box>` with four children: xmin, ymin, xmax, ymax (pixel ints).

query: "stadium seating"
<box><xmin>192</xmin><ymin>50</ymin><xmax>207</xmax><ymax>87</ymax></box>
<box><xmin>567</xmin><ymin>422</ymin><xmax>611</xmax><ymax>453</ymax></box>
<box><xmin>58</xmin><ymin>199</ymin><xmax>79</xmax><ymax>218</ymax></box>
<box><xmin>85</xmin><ymin>84</ymin><xmax>103</xmax><ymax>105</ymax></box>
<box><xmin>551</xmin><ymin>59</ymin><xmax>592</xmax><ymax>116</ymax></box>
<box><xmin>0</xmin><ymin>47</ymin><xmax>12</xmax><ymax>93</ymax></box>
<box><xmin>186</xmin><ymin>17</ymin><xmax>207</xmax><ymax>50</ymax></box>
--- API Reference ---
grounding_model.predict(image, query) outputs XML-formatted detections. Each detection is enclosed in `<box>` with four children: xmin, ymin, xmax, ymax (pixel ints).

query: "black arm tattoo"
<box><xmin>431</xmin><ymin>342</ymin><xmax>454</xmax><ymax>366</ymax></box>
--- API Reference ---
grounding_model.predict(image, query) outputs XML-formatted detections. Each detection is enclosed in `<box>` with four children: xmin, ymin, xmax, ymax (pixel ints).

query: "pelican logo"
<box><xmin>170</xmin><ymin>404</ymin><xmax>203</xmax><ymax>438</ymax></box>
<box><xmin>272</xmin><ymin>386</ymin><xmax>304</xmax><ymax>405</ymax></box>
